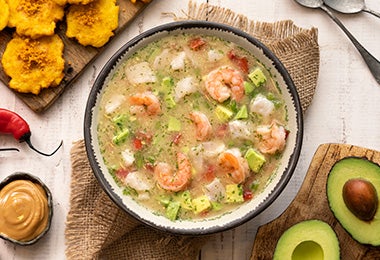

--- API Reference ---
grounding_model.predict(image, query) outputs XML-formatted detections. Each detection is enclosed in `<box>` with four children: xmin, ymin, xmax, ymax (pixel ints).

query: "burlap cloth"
<box><xmin>65</xmin><ymin>1</ymin><xmax>320</xmax><ymax>259</ymax></box>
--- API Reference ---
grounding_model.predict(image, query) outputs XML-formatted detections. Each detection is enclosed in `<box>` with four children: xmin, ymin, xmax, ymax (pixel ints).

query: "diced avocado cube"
<box><xmin>176</xmin><ymin>190</ymin><xmax>193</xmax><ymax>210</ymax></box>
<box><xmin>168</xmin><ymin>116</ymin><xmax>181</xmax><ymax>131</ymax></box>
<box><xmin>215</xmin><ymin>105</ymin><xmax>234</xmax><ymax>122</ymax></box>
<box><xmin>112</xmin><ymin>128</ymin><xmax>130</xmax><ymax>145</ymax></box>
<box><xmin>161</xmin><ymin>76</ymin><xmax>174</xmax><ymax>89</ymax></box>
<box><xmin>192</xmin><ymin>195</ymin><xmax>211</xmax><ymax>214</ymax></box>
<box><xmin>248</xmin><ymin>68</ymin><xmax>267</xmax><ymax>87</ymax></box>
<box><xmin>244</xmin><ymin>81</ymin><xmax>255</xmax><ymax>94</ymax></box>
<box><xmin>166</xmin><ymin>200</ymin><xmax>181</xmax><ymax>221</ymax></box>
<box><xmin>165</xmin><ymin>94</ymin><xmax>176</xmax><ymax>108</ymax></box>
<box><xmin>211</xmin><ymin>201</ymin><xmax>222</xmax><ymax>211</ymax></box>
<box><xmin>244</xmin><ymin>148</ymin><xmax>266</xmax><ymax>172</ymax></box>
<box><xmin>225</xmin><ymin>184</ymin><xmax>244</xmax><ymax>203</ymax></box>
<box><xmin>234</xmin><ymin>105</ymin><xmax>248</xmax><ymax>119</ymax></box>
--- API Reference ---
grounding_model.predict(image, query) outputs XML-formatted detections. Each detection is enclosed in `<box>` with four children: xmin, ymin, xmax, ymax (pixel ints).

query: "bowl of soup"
<box><xmin>84</xmin><ymin>21</ymin><xmax>303</xmax><ymax>235</ymax></box>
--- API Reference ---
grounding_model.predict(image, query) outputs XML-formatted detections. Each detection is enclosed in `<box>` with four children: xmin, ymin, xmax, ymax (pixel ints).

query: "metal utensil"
<box><xmin>323</xmin><ymin>0</ymin><xmax>380</xmax><ymax>18</ymax></box>
<box><xmin>294</xmin><ymin>0</ymin><xmax>380</xmax><ymax>84</ymax></box>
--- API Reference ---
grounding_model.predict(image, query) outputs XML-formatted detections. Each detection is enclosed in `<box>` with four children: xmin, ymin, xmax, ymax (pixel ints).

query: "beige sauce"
<box><xmin>0</xmin><ymin>180</ymin><xmax>49</xmax><ymax>242</ymax></box>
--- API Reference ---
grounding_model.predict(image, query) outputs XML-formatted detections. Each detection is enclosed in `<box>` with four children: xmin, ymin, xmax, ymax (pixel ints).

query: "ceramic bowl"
<box><xmin>0</xmin><ymin>172</ymin><xmax>53</xmax><ymax>245</ymax></box>
<box><xmin>84</xmin><ymin>21</ymin><xmax>303</xmax><ymax>235</ymax></box>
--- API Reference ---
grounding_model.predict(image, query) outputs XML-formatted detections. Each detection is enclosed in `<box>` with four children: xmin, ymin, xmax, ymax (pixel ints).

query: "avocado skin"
<box><xmin>273</xmin><ymin>219</ymin><xmax>340</xmax><ymax>260</ymax></box>
<box><xmin>327</xmin><ymin>156</ymin><xmax>380</xmax><ymax>246</ymax></box>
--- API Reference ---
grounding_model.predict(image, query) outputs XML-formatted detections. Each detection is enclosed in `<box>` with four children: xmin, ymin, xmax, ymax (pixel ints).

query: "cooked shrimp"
<box><xmin>218</xmin><ymin>149</ymin><xmax>248</xmax><ymax>184</ymax></box>
<box><xmin>129</xmin><ymin>91</ymin><xmax>161</xmax><ymax>116</ymax></box>
<box><xmin>204</xmin><ymin>67</ymin><xmax>244</xmax><ymax>102</ymax></box>
<box><xmin>189</xmin><ymin>111</ymin><xmax>212</xmax><ymax>141</ymax></box>
<box><xmin>154</xmin><ymin>152</ymin><xmax>192</xmax><ymax>192</ymax></box>
<box><xmin>256</xmin><ymin>121</ymin><xmax>287</xmax><ymax>155</ymax></box>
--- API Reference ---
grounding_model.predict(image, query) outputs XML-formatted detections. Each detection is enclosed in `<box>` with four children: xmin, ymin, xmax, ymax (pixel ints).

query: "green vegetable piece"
<box><xmin>192</xmin><ymin>195</ymin><xmax>211</xmax><ymax>214</ymax></box>
<box><xmin>225</xmin><ymin>184</ymin><xmax>244</xmax><ymax>203</ymax></box>
<box><xmin>248</xmin><ymin>68</ymin><xmax>267</xmax><ymax>87</ymax></box>
<box><xmin>112</xmin><ymin>128</ymin><xmax>130</xmax><ymax>145</ymax></box>
<box><xmin>250</xmin><ymin>181</ymin><xmax>260</xmax><ymax>192</ymax></box>
<box><xmin>159</xmin><ymin>195</ymin><xmax>171</xmax><ymax>206</ymax></box>
<box><xmin>177</xmin><ymin>190</ymin><xmax>193</xmax><ymax>210</ymax></box>
<box><xmin>165</xmin><ymin>94</ymin><xmax>176</xmax><ymax>109</ymax></box>
<box><xmin>234</xmin><ymin>105</ymin><xmax>248</xmax><ymax>119</ymax></box>
<box><xmin>168</xmin><ymin>116</ymin><xmax>181</xmax><ymax>131</ymax></box>
<box><xmin>245</xmin><ymin>148</ymin><xmax>266</xmax><ymax>172</ymax></box>
<box><xmin>215</xmin><ymin>105</ymin><xmax>234</xmax><ymax>122</ymax></box>
<box><xmin>243</xmin><ymin>81</ymin><xmax>255</xmax><ymax>94</ymax></box>
<box><xmin>134</xmin><ymin>152</ymin><xmax>145</xmax><ymax>169</ymax></box>
<box><xmin>161</xmin><ymin>76</ymin><xmax>174</xmax><ymax>89</ymax></box>
<box><xmin>112</xmin><ymin>114</ymin><xmax>128</xmax><ymax>129</ymax></box>
<box><xmin>211</xmin><ymin>201</ymin><xmax>222</xmax><ymax>211</ymax></box>
<box><xmin>166</xmin><ymin>201</ymin><xmax>181</xmax><ymax>221</ymax></box>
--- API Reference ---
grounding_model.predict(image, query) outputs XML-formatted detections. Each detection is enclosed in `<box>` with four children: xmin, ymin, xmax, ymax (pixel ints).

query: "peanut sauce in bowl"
<box><xmin>0</xmin><ymin>172</ymin><xmax>53</xmax><ymax>245</ymax></box>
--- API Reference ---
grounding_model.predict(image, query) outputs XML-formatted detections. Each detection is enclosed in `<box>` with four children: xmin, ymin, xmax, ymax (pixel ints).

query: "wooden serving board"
<box><xmin>251</xmin><ymin>143</ymin><xmax>380</xmax><ymax>260</ymax></box>
<box><xmin>0</xmin><ymin>0</ymin><xmax>151</xmax><ymax>113</ymax></box>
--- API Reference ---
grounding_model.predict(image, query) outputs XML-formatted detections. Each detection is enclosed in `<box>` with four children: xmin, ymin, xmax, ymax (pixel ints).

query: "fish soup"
<box><xmin>97</xmin><ymin>33</ymin><xmax>289</xmax><ymax>221</ymax></box>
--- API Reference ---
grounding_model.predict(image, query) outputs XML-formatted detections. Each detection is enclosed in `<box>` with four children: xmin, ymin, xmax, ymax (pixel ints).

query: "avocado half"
<box><xmin>273</xmin><ymin>219</ymin><xmax>340</xmax><ymax>260</ymax></box>
<box><xmin>327</xmin><ymin>157</ymin><xmax>380</xmax><ymax>246</ymax></box>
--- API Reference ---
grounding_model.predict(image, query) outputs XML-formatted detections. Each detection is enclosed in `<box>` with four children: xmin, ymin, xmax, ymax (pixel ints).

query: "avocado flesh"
<box><xmin>273</xmin><ymin>219</ymin><xmax>340</xmax><ymax>260</ymax></box>
<box><xmin>327</xmin><ymin>157</ymin><xmax>380</xmax><ymax>246</ymax></box>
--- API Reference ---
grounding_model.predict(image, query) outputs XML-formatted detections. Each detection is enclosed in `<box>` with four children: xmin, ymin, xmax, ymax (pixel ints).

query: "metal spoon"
<box><xmin>323</xmin><ymin>0</ymin><xmax>380</xmax><ymax>18</ymax></box>
<box><xmin>294</xmin><ymin>0</ymin><xmax>380</xmax><ymax>84</ymax></box>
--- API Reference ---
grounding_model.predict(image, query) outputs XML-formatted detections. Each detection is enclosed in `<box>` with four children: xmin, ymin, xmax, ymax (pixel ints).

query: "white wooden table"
<box><xmin>1</xmin><ymin>0</ymin><xmax>380</xmax><ymax>259</ymax></box>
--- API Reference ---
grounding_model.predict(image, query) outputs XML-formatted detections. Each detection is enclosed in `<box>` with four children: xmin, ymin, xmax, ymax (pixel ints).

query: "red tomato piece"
<box><xmin>136</xmin><ymin>131</ymin><xmax>152</xmax><ymax>144</ymax></box>
<box><xmin>228</xmin><ymin>50</ymin><xmax>249</xmax><ymax>74</ymax></box>
<box><xmin>189</xmin><ymin>37</ymin><xmax>206</xmax><ymax>51</ymax></box>
<box><xmin>243</xmin><ymin>190</ymin><xmax>253</xmax><ymax>201</ymax></box>
<box><xmin>115</xmin><ymin>168</ymin><xmax>130</xmax><ymax>180</ymax></box>
<box><xmin>132</xmin><ymin>138</ymin><xmax>143</xmax><ymax>150</ymax></box>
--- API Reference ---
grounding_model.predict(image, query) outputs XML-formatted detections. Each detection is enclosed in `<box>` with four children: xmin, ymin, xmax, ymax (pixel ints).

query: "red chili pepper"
<box><xmin>0</xmin><ymin>108</ymin><xmax>63</xmax><ymax>156</ymax></box>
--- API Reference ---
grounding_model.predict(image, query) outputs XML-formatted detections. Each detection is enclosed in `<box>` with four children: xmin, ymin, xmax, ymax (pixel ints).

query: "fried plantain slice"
<box><xmin>0</xmin><ymin>0</ymin><xmax>9</xmax><ymax>31</ymax></box>
<box><xmin>130</xmin><ymin>0</ymin><xmax>151</xmax><ymax>3</ymax></box>
<box><xmin>52</xmin><ymin>0</ymin><xmax>68</xmax><ymax>6</ymax></box>
<box><xmin>66</xmin><ymin>0</ymin><xmax>119</xmax><ymax>48</ymax></box>
<box><xmin>68</xmin><ymin>0</ymin><xmax>96</xmax><ymax>5</ymax></box>
<box><xmin>7</xmin><ymin>0</ymin><xmax>64</xmax><ymax>39</ymax></box>
<box><xmin>1</xmin><ymin>34</ymin><xmax>65</xmax><ymax>95</ymax></box>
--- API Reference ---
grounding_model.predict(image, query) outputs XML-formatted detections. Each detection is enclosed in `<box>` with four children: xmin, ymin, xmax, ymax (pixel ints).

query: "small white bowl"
<box><xmin>84</xmin><ymin>21</ymin><xmax>303</xmax><ymax>235</ymax></box>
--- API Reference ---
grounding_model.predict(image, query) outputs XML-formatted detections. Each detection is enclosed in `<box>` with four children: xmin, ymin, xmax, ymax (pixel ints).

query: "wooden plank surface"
<box><xmin>251</xmin><ymin>143</ymin><xmax>380</xmax><ymax>260</ymax></box>
<box><xmin>0</xmin><ymin>0</ymin><xmax>150</xmax><ymax>113</ymax></box>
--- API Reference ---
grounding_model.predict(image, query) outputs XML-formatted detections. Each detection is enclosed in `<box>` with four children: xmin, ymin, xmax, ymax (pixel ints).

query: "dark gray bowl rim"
<box><xmin>0</xmin><ymin>172</ymin><xmax>53</xmax><ymax>245</ymax></box>
<box><xmin>84</xmin><ymin>20</ymin><xmax>303</xmax><ymax>236</ymax></box>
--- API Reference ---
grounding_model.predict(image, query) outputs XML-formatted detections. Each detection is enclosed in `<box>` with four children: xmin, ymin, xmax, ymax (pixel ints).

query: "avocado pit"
<box><xmin>342</xmin><ymin>178</ymin><xmax>378</xmax><ymax>221</ymax></box>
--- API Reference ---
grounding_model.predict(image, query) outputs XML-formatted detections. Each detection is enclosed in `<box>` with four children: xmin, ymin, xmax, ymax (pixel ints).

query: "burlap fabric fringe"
<box><xmin>65</xmin><ymin>2</ymin><xmax>320</xmax><ymax>260</ymax></box>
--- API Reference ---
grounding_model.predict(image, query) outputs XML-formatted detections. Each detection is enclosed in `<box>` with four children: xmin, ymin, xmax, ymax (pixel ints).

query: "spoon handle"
<box><xmin>320</xmin><ymin>5</ymin><xmax>380</xmax><ymax>84</ymax></box>
<box><xmin>363</xmin><ymin>7</ymin><xmax>380</xmax><ymax>19</ymax></box>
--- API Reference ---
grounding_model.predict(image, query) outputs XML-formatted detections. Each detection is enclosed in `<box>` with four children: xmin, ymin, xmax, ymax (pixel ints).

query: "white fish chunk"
<box><xmin>204</xmin><ymin>178</ymin><xmax>225</xmax><ymax>202</ymax></box>
<box><xmin>125</xmin><ymin>62</ymin><xmax>156</xmax><ymax>84</ymax></box>
<box><xmin>170</xmin><ymin>51</ymin><xmax>186</xmax><ymax>70</ymax></box>
<box><xmin>174</xmin><ymin>76</ymin><xmax>197</xmax><ymax>101</ymax></box>
<box><xmin>250</xmin><ymin>94</ymin><xmax>275</xmax><ymax>118</ymax></box>
<box><xmin>104</xmin><ymin>94</ymin><xmax>125</xmax><ymax>114</ymax></box>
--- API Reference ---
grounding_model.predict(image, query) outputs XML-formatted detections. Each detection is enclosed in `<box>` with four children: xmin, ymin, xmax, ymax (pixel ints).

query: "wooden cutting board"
<box><xmin>0</xmin><ymin>1</ymin><xmax>150</xmax><ymax>113</ymax></box>
<box><xmin>251</xmin><ymin>143</ymin><xmax>380</xmax><ymax>260</ymax></box>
